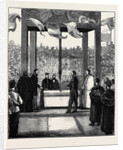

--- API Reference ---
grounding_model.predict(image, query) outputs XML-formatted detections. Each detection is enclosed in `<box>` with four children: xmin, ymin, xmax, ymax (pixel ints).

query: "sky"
<box><xmin>9</xmin><ymin>8</ymin><xmax>114</xmax><ymax>48</ymax></box>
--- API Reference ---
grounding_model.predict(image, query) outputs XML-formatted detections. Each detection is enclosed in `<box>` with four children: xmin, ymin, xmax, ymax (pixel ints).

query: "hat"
<box><xmin>45</xmin><ymin>72</ymin><xmax>50</xmax><ymax>75</ymax></box>
<box><xmin>34</xmin><ymin>68</ymin><xmax>38</xmax><ymax>72</ymax></box>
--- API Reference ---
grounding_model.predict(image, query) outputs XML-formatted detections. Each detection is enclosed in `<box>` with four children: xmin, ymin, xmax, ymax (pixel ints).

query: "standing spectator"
<box><xmin>51</xmin><ymin>74</ymin><xmax>60</xmax><ymax>90</ymax></box>
<box><xmin>89</xmin><ymin>78</ymin><xmax>104</xmax><ymax>126</ymax></box>
<box><xmin>8</xmin><ymin>80</ymin><xmax>23</xmax><ymax>138</ymax></box>
<box><xmin>66</xmin><ymin>71</ymin><xmax>79</xmax><ymax>113</ymax></box>
<box><xmin>101</xmin><ymin>80</ymin><xmax>114</xmax><ymax>135</ymax></box>
<box><xmin>31</xmin><ymin>69</ymin><xmax>40</xmax><ymax>111</ymax></box>
<box><xmin>17</xmin><ymin>71</ymin><xmax>33</xmax><ymax>112</ymax></box>
<box><xmin>82</xmin><ymin>69</ymin><xmax>94</xmax><ymax>108</ymax></box>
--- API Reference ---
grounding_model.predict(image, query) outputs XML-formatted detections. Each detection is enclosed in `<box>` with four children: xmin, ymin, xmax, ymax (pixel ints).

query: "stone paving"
<box><xmin>18</xmin><ymin>109</ymin><xmax>105</xmax><ymax>138</ymax></box>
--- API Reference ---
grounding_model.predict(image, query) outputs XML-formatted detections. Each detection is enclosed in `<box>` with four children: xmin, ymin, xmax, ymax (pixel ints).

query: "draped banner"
<box><xmin>8</xmin><ymin>13</ymin><xmax>21</xmax><ymax>32</ymax></box>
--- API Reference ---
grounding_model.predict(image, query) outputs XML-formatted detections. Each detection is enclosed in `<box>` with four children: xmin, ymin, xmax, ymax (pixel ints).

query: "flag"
<box><xmin>101</xmin><ymin>17</ymin><xmax>115</xmax><ymax>30</ymax></box>
<box><xmin>27</xmin><ymin>18</ymin><xmax>45</xmax><ymax>36</ymax></box>
<box><xmin>8</xmin><ymin>13</ymin><xmax>21</xmax><ymax>32</ymax></box>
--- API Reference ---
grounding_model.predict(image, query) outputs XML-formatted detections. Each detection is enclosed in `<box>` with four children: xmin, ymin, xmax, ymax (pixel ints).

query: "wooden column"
<box><xmin>95</xmin><ymin>12</ymin><xmax>101</xmax><ymax>79</ymax></box>
<box><xmin>21</xmin><ymin>11</ymin><xmax>28</xmax><ymax>74</ymax></box>
<box><xmin>30</xmin><ymin>31</ymin><xmax>37</xmax><ymax>74</ymax></box>
<box><xmin>59</xmin><ymin>37</ymin><xmax>62</xmax><ymax>91</ymax></box>
<box><xmin>82</xmin><ymin>32</ymin><xmax>88</xmax><ymax>81</ymax></box>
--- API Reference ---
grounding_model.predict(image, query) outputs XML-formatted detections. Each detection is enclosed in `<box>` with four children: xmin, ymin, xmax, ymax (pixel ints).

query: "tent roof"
<box><xmin>22</xmin><ymin>9</ymin><xmax>101</xmax><ymax>32</ymax></box>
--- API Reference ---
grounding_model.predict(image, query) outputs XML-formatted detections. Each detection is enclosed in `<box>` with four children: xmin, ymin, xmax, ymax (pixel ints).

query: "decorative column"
<box><xmin>21</xmin><ymin>9</ymin><xmax>28</xmax><ymax>74</ymax></box>
<box><xmin>82</xmin><ymin>32</ymin><xmax>88</xmax><ymax>81</ymax></box>
<box><xmin>30</xmin><ymin>31</ymin><xmax>37</xmax><ymax>75</ymax></box>
<box><xmin>95</xmin><ymin>12</ymin><xmax>101</xmax><ymax>79</ymax></box>
<box><xmin>79</xmin><ymin>32</ymin><xmax>88</xmax><ymax>108</ymax></box>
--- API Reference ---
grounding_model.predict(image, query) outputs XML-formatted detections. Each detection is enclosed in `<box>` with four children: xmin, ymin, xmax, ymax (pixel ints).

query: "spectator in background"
<box><xmin>51</xmin><ymin>74</ymin><xmax>60</xmax><ymax>90</ymax></box>
<box><xmin>31</xmin><ymin>69</ymin><xmax>40</xmax><ymax>111</ymax></box>
<box><xmin>17</xmin><ymin>71</ymin><xmax>33</xmax><ymax>112</ymax></box>
<box><xmin>101</xmin><ymin>80</ymin><xmax>114</xmax><ymax>135</ymax></box>
<box><xmin>89</xmin><ymin>78</ymin><xmax>104</xmax><ymax>126</ymax></box>
<box><xmin>82</xmin><ymin>69</ymin><xmax>94</xmax><ymax>108</ymax></box>
<box><xmin>8</xmin><ymin>80</ymin><xmax>23</xmax><ymax>138</ymax></box>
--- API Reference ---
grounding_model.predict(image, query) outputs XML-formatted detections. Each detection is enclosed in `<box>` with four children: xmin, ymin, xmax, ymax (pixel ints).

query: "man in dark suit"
<box><xmin>31</xmin><ymin>69</ymin><xmax>40</xmax><ymax>111</ymax></box>
<box><xmin>66</xmin><ymin>71</ymin><xmax>79</xmax><ymax>113</ymax></box>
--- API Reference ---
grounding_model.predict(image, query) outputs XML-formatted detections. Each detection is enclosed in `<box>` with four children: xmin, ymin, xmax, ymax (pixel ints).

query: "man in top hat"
<box><xmin>41</xmin><ymin>73</ymin><xmax>51</xmax><ymax>90</ymax></box>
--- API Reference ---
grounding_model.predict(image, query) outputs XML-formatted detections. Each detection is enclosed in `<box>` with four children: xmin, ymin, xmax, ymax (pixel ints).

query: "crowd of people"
<box><xmin>8</xmin><ymin>68</ymin><xmax>115</xmax><ymax>138</ymax></box>
<box><xmin>66</xmin><ymin>69</ymin><xmax>115</xmax><ymax>135</ymax></box>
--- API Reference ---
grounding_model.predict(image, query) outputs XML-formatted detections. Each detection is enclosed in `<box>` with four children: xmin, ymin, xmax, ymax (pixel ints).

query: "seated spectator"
<box><xmin>89</xmin><ymin>78</ymin><xmax>104</xmax><ymax>126</ymax></box>
<box><xmin>41</xmin><ymin>73</ymin><xmax>52</xmax><ymax>90</ymax></box>
<box><xmin>51</xmin><ymin>74</ymin><xmax>60</xmax><ymax>90</ymax></box>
